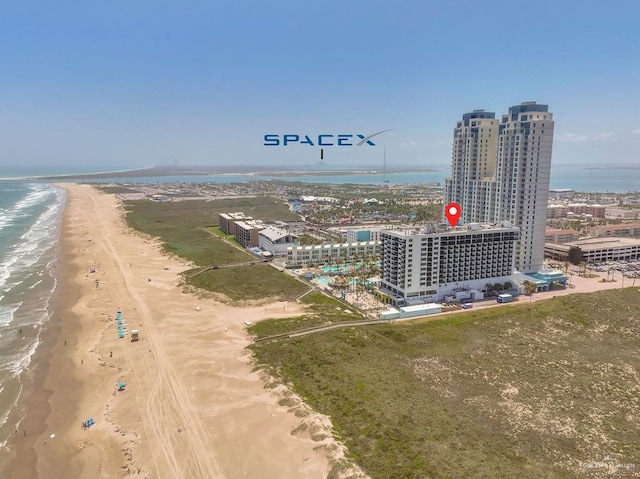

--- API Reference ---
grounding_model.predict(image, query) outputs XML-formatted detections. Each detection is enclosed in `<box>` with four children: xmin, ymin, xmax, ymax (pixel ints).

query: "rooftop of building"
<box><xmin>234</xmin><ymin>219</ymin><xmax>265</xmax><ymax>230</ymax></box>
<box><xmin>259</xmin><ymin>225</ymin><xmax>292</xmax><ymax>242</ymax></box>
<box><xmin>591</xmin><ymin>223</ymin><xmax>640</xmax><ymax>231</ymax></box>
<box><xmin>220</xmin><ymin>211</ymin><xmax>250</xmax><ymax>220</ymax></box>
<box><xmin>287</xmin><ymin>240</ymin><xmax>380</xmax><ymax>250</ymax></box>
<box><xmin>382</xmin><ymin>223</ymin><xmax>518</xmax><ymax>237</ymax></box>
<box><xmin>545</xmin><ymin>228</ymin><xmax>580</xmax><ymax>235</ymax></box>
<box><xmin>555</xmin><ymin>237</ymin><xmax>640</xmax><ymax>251</ymax></box>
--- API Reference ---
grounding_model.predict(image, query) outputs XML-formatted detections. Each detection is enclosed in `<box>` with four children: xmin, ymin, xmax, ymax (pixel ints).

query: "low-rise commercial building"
<box><xmin>589</xmin><ymin>223</ymin><xmax>640</xmax><ymax>238</ymax></box>
<box><xmin>545</xmin><ymin>228</ymin><xmax>580</xmax><ymax>244</ymax></box>
<box><xmin>605</xmin><ymin>208</ymin><xmax>640</xmax><ymax>220</ymax></box>
<box><xmin>545</xmin><ymin>237</ymin><xmax>640</xmax><ymax>264</ymax></box>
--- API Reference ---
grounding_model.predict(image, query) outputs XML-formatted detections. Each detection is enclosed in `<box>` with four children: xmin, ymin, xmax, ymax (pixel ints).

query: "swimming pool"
<box><xmin>317</xmin><ymin>277</ymin><xmax>330</xmax><ymax>286</ymax></box>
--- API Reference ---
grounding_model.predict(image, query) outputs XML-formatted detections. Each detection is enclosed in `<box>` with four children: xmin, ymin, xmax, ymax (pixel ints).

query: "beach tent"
<box><xmin>117</xmin><ymin>382</ymin><xmax>126</xmax><ymax>391</ymax></box>
<box><xmin>82</xmin><ymin>418</ymin><xmax>95</xmax><ymax>429</ymax></box>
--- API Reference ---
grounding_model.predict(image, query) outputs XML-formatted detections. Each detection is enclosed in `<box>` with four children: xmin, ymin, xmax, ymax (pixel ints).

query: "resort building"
<box><xmin>546</xmin><ymin>205</ymin><xmax>568</xmax><ymax>219</ymax></box>
<box><xmin>544</xmin><ymin>237</ymin><xmax>640</xmax><ymax>264</ymax></box>
<box><xmin>567</xmin><ymin>203</ymin><xmax>605</xmax><ymax>218</ymax></box>
<box><xmin>545</xmin><ymin>228</ymin><xmax>580</xmax><ymax>244</ymax></box>
<box><xmin>218</xmin><ymin>212</ymin><xmax>252</xmax><ymax>235</ymax></box>
<box><xmin>379</xmin><ymin>224</ymin><xmax>520</xmax><ymax>304</ymax></box>
<box><xmin>233</xmin><ymin>220</ymin><xmax>266</xmax><ymax>248</ymax></box>
<box><xmin>258</xmin><ymin>226</ymin><xmax>299</xmax><ymax>258</ymax></box>
<box><xmin>445</xmin><ymin>102</ymin><xmax>555</xmax><ymax>273</ymax></box>
<box><xmin>285</xmin><ymin>241</ymin><xmax>380</xmax><ymax>267</ymax></box>
<box><xmin>589</xmin><ymin>223</ymin><xmax>640</xmax><ymax>238</ymax></box>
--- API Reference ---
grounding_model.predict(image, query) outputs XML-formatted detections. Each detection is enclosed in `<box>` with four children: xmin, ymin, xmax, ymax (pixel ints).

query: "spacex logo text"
<box><xmin>263</xmin><ymin>129</ymin><xmax>393</xmax><ymax>147</ymax></box>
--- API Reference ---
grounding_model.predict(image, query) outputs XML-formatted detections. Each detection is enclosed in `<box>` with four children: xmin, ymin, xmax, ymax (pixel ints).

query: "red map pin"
<box><xmin>445</xmin><ymin>202</ymin><xmax>461</xmax><ymax>227</ymax></box>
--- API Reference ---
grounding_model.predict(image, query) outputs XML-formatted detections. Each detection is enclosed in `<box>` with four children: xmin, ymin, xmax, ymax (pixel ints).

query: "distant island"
<box><xmin>32</xmin><ymin>165</ymin><xmax>441</xmax><ymax>180</ymax></box>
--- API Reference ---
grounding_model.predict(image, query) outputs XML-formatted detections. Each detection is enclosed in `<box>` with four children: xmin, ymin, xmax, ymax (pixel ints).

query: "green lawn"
<box><xmin>251</xmin><ymin>288</ymin><xmax>640</xmax><ymax>479</ymax></box>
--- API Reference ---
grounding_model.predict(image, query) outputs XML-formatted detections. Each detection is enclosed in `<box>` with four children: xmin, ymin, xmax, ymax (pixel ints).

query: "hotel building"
<box><xmin>379</xmin><ymin>225</ymin><xmax>519</xmax><ymax>304</ymax></box>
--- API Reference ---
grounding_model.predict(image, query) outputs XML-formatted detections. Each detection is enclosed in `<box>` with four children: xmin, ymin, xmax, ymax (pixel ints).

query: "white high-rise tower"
<box><xmin>445</xmin><ymin>102</ymin><xmax>554</xmax><ymax>273</ymax></box>
<box><xmin>494</xmin><ymin>102</ymin><xmax>554</xmax><ymax>273</ymax></box>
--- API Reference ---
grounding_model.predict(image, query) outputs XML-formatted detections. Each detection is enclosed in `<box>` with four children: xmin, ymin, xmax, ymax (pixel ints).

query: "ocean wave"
<box><xmin>0</xmin><ymin>303</ymin><xmax>22</xmax><ymax>327</ymax></box>
<box><xmin>0</xmin><ymin>186</ymin><xmax>65</xmax><ymax>294</ymax></box>
<box><xmin>0</xmin><ymin>184</ymin><xmax>54</xmax><ymax>233</ymax></box>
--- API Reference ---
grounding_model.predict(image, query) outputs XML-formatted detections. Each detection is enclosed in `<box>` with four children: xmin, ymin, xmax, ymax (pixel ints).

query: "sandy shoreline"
<box><xmin>8</xmin><ymin>184</ymin><xmax>343</xmax><ymax>478</ymax></box>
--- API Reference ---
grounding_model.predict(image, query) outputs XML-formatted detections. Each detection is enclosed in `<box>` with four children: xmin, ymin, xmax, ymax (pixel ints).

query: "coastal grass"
<box><xmin>185</xmin><ymin>264</ymin><xmax>308</xmax><ymax>302</ymax></box>
<box><xmin>122</xmin><ymin>197</ymin><xmax>305</xmax><ymax>302</ymax></box>
<box><xmin>205</xmin><ymin>227</ymin><xmax>244</xmax><ymax>248</ymax></box>
<box><xmin>207</xmin><ymin>196</ymin><xmax>300</xmax><ymax>222</ymax></box>
<box><xmin>251</xmin><ymin>288</ymin><xmax>640</xmax><ymax>479</ymax></box>
<box><xmin>248</xmin><ymin>291</ymin><xmax>364</xmax><ymax>338</ymax></box>
<box><xmin>95</xmin><ymin>185</ymin><xmax>142</xmax><ymax>194</ymax></box>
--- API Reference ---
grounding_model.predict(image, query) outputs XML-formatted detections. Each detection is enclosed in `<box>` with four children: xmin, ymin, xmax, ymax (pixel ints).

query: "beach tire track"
<box><xmin>84</xmin><ymin>188</ymin><xmax>226</xmax><ymax>479</ymax></box>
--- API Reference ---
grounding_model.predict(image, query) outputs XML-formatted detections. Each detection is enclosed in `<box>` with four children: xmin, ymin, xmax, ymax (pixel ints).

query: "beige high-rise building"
<box><xmin>445</xmin><ymin>102</ymin><xmax>555</xmax><ymax>273</ymax></box>
<box><xmin>444</xmin><ymin>110</ymin><xmax>498</xmax><ymax>224</ymax></box>
<box><xmin>494</xmin><ymin>102</ymin><xmax>554</xmax><ymax>273</ymax></box>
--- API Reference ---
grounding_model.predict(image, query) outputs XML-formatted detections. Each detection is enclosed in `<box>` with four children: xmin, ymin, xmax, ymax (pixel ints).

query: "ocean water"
<box><xmin>0</xmin><ymin>182</ymin><xmax>65</xmax><ymax>446</ymax></box>
<box><xmin>17</xmin><ymin>165</ymin><xmax>636</xmax><ymax>193</ymax></box>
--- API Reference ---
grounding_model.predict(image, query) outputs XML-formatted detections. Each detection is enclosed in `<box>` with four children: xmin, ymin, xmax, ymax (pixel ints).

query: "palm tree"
<box><xmin>522</xmin><ymin>280</ymin><xmax>537</xmax><ymax>298</ymax></box>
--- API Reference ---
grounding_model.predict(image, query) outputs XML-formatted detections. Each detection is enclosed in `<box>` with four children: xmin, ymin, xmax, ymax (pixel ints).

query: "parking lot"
<box><xmin>590</xmin><ymin>259</ymin><xmax>640</xmax><ymax>279</ymax></box>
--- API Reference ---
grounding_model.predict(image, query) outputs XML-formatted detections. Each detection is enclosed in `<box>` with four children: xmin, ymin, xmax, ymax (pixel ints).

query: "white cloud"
<box><xmin>555</xmin><ymin>132</ymin><xmax>616</xmax><ymax>142</ymax></box>
<box><xmin>423</xmin><ymin>140</ymin><xmax>449</xmax><ymax>149</ymax></box>
<box><xmin>555</xmin><ymin>133</ymin><xmax>588</xmax><ymax>142</ymax></box>
<box><xmin>594</xmin><ymin>132</ymin><xmax>615</xmax><ymax>141</ymax></box>
<box><xmin>632</xmin><ymin>128</ymin><xmax>640</xmax><ymax>135</ymax></box>
<box><xmin>399</xmin><ymin>140</ymin><xmax>417</xmax><ymax>148</ymax></box>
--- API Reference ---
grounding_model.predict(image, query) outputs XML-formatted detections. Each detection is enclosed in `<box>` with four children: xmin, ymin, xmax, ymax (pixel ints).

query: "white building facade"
<box><xmin>285</xmin><ymin>241</ymin><xmax>380</xmax><ymax>267</ymax></box>
<box><xmin>379</xmin><ymin>225</ymin><xmax>519</xmax><ymax>304</ymax></box>
<box><xmin>258</xmin><ymin>226</ymin><xmax>299</xmax><ymax>258</ymax></box>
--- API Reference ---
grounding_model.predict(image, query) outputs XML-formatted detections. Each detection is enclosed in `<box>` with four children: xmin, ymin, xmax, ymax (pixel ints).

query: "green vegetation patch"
<box><xmin>186</xmin><ymin>264</ymin><xmax>308</xmax><ymax>302</ymax></box>
<box><xmin>124</xmin><ymin>199</ymin><xmax>251</xmax><ymax>266</ymax></box>
<box><xmin>248</xmin><ymin>291</ymin><xmax>363</xmax><ymax>338</ymax></box>
<box><xmin>206</xmin><ymin>226</ymin><xmax>244</xmax><ymax>248</ymax></box>
<box><xmin>251</xmin><ymin>289</ymin><xmax>640</xmax><ymax>479</ymax></box>
<box><xmin>122</xmin><ymin>197</ymin><xmax>306</xmax><ymax>303</ymax></box>
<box><xmin>94</xmin><ymin>185</ymin><xmax>141</xmax><ymax>194</ymax></box>
<box><xmin>207</xmin><ymin>196</ymin><xmax>300</xmax><ymax>222</ymax></box>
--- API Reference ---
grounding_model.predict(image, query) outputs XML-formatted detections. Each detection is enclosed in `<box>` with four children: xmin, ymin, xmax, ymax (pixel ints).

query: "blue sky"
<box><xmin>1</xmin><ymin>0</ymin><xmax>639</xmax><ymax>172</ymax></box>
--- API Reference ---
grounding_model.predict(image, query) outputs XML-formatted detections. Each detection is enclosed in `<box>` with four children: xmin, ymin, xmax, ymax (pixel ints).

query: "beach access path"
<box><xmin>19</xmin><ymin>184</ymin><xmax>334</xmax><ymax>479</ymax></box>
